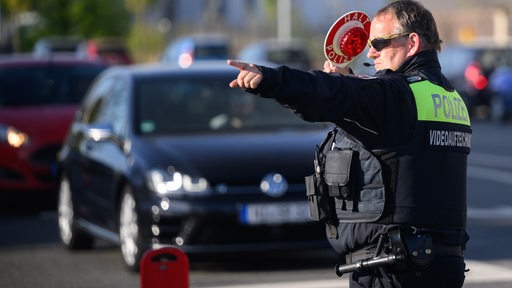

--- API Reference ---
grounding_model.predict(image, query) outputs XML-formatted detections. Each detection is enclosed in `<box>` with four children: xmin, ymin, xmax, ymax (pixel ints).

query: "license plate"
<box><xmin>239</xmin><ymin>201</ymin><xmax>312</xmax><ymax>225</ymax></box>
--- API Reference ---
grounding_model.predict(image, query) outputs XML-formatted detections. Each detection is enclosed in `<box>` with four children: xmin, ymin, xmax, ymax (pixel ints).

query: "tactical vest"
<box><xmin>306</xmin><ymin>78</ymin><xmax>471</xmax><ymax>231</ymax></box>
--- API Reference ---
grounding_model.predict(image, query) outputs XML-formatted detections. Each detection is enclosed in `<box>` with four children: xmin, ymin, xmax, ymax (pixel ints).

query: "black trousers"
<box><xmin>349</xmin><ymin>255</ymin><xmax>466</xmax><ymax>288</ymax></box>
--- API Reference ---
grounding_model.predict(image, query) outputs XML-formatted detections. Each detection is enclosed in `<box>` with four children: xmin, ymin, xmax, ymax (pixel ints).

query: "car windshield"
<box><xmin>0</xmin><ymin>66</ymin><xmax>103</xmax><ymax>107</ymax></box>
<box><xmin>439</xmin><ymin>46</ymin><xmax>512</xmax><ymax>78</ymax></box>
<box><xmin>266</xmin><ymin>49</ymin><xmax>309</xmax><ymax>65</ymax></box>
<box><xmin>478</xmin><ymin>48</ymin><xmax>512</xmax><ymax>74</ymax></box>
<box><xmin>438</xmin><ymin>47</ymin><xmax>475</xmax><ymax>78</ymax></box>
<box><xmin>134</xmin><ymin>76</ymin><xmax>324</xmax><ymax>134</ymax></box>
<box><xmin>194</xmin><ymin>45</ymin><xmax>228</xmax><ymax>60</ymax></box>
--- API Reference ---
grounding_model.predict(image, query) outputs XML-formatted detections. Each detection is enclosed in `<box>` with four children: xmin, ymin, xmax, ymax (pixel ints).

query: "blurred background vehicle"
<box><xmin>0</xmin><ymin>54</ymin><xmax>107</xmax><ymax>209</ymax></box>
<box><xmin>32</xmin><ymin>36</ymin><xmax>84</xmax><ymax>57</ymax></box>
<box><xmin>237</xmin><ymin>38</ymin><xmax>312</xmax><ymax>70</ymax></box>
<box><xmin>489</xmin><ymin>67</ymin><xmax>512</xmax><ymax>122</ymax></box>
<box><xmin>56</xmin><ymin>61</ymin><xmax>331</xmax><ymax>271</ymax></box>
<box><xmin>160</xmin><ymin>34</ymin><xmax>231</xmax><ymax>68</ymax></box>
<box><xmin>75</xmin><ymin>38</ymin><xmax>133</xmax><ymax>65</ymax></box>
<box><xmin>438</xmin><ymin>44</ymin><xmax>512</xmax><ymax>120</ymax></box>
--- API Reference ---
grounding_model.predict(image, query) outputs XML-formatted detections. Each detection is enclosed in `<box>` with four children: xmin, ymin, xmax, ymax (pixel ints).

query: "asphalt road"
<box><xmin>1</xmin><ymin>121</ymin><xmax>512</xmax><ymax>288</ymax></box>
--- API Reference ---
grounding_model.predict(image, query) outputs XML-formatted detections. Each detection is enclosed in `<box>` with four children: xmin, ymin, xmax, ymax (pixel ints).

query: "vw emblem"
<box><xmin>260</xmin><ymin>173</ymin><xmax>288</xmax><ymax>198</ymax></box>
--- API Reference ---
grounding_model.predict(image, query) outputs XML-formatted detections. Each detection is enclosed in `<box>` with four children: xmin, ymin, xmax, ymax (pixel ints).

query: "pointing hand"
<box><xmin>227</xmin><ymin>60</ymin><xmax>263</xmax><ymax>89</ymax></box>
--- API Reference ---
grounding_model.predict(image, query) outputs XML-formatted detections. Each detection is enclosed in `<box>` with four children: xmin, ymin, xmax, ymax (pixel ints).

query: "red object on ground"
<box><xmin>140</xmin><ymin>247</ymin><xmax>189</xmax><ymax>288</ymax></box>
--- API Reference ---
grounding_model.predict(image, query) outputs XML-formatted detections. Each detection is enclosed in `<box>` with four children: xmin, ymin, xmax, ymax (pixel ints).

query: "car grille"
<box><xmin>157</xmin><ymin>216</ymin><xmax>326</xmax><ymax>248</ymax></box>
<box><xmin>30</xmin><ymin>144</ymin><xmax>61</xmax><ymax>183</ymax></box>
<box><xmin>30</xmin><ymin>144</ymin><xmax>61</xmax><ymax>164</ymax></box>
<box><xmin>0</xmin><ymin>166</ymin><xmax>24</xmax><ymax>181</ymax></box>
<box><xmin>33</xmin><ymin>171</ymin><xmax>58</xmax><ymax>183</ymax></box>
<box><xmin>193</xmin><ymin>221</ymin><xmax>325</xmax><ymax>244</ymax></box>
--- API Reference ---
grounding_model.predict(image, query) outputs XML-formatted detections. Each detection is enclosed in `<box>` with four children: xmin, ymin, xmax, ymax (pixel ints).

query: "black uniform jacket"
<box><xmin>245</xmin><ymin>50</ymin><xmax>462</xmax><ymax>255</ymax></box>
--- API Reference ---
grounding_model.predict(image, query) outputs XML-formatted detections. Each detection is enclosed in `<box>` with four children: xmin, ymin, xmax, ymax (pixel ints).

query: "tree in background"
<box><xmin>1</xmin><ymin>0</ymin><xmax>131</xmax><ymax>52</ymax></box>
<box><xmin>2</xmin><ymin>0</ymin><xmax>31</xmax><ymax>52</ymax></box>
<box><xmin>124</xmin><ymin>0</ymin><xmax>164</xmax><ymax>63</ymax></box>
<box><xmin>69</xmin><ymin>0</ymin><xmax>130</xmax><ymax>38</ymax></box>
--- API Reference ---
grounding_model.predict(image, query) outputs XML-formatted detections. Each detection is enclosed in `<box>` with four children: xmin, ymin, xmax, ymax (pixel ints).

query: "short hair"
<box><xmin>376</xmin><ymin>0</ymin><xmax>442</xmax><ymax>51</ymax></box>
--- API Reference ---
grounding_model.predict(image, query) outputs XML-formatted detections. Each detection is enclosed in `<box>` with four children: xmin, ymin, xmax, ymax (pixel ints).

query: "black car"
<box><xmin>57</xmin><ymin>61</ymin><xmax>331</xmax><ymax>270</ymax></box>
<box><xmin>438</xmin><ymin>44</ymin><xmax>512</xmax><ymax>119</ymax></box>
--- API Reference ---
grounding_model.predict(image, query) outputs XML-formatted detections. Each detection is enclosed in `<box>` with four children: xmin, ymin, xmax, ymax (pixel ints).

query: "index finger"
<box><xmin>227</xmin><ymin>59</ymin><xmax>249</xmax><ymax>71</ymax></box>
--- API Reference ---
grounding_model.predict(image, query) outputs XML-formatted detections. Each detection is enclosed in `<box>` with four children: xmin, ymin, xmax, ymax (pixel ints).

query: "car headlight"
<box><xmin>0</xmin><ymin>124</ymin><xmax>30</xmax><ymax>148</ymax></box>
<box><xmin>146</xmin><ymin>167</ymin><xmax>209</xmax><ymax>196</ymax></box>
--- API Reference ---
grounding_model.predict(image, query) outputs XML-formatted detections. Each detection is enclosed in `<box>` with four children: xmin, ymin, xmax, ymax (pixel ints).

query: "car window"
<box><xmin>438</xmin><ymin>47</ymin><xmax>475</xmax><ymax>78</ymax></box>
<box><xmin>193</xmin><ymin>45</ymin><xmax>229</xmax><ymax>60</ymax></box>
<box><xmin>162</xmin><ymin>36</ymin><xmax>230</xmax><ymax>64</ymax></box>
<box><xmin>80</xmin><ymin>75</ymin><xmax>129</xmax><ymax>137</ymax></box>
<box><xmin>81</xmin><ymin>77</ymin><xmax>113</xmax><ymax>124</ymax></box>
<box><xmin>478</xmin><ymin>49</ymin><xmax>512</xmax><ymax>73</ymax></box>
<box><xmin>439</xmin><ymin>46</ymin><xmax>512</xmax><ymax>78</ymax></box>
<box><xmin>134</xmin><ymin>75</ymin><xmax>322</xmax><ymax>135</ymax></box>
<box><xmin>266</xmin><ymin>49</ymin><xmax>309</xmax><ymax>66</ymax></box>
<box><xmin>100</xmin><ymin>78</ymin><xmax>129</xmax><ymax>136</ymax></box>
<box><xmin>0</xmin><ymin>65</ymin><xmax>103</xmax><ymax>107</ymax></box>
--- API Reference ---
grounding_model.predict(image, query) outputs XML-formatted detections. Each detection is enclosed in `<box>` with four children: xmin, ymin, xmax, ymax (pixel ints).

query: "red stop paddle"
<box><xmin>324</xmin><ymin>11</ymin><xmax>371</xmax><ymax>68</ymax></box>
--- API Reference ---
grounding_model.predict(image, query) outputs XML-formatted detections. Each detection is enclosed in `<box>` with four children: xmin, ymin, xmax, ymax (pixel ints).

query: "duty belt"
<box><xmin>346</xmin><ymin>243</ymin><xmax>463</xmax><ymax>264</ymax></box>
<box><xmin>336</xmin><ymin>227</ymin><xmax>465</xmax><ymax>277</ymax></box>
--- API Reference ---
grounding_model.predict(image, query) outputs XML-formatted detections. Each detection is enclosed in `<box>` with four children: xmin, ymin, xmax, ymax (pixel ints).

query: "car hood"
<box><xmin>0</xmin><ymin>105</ymin><xmax>78</xmax><ymax>143</ymax></box>
<box><xmin>140</xmin><ymin>129</ymin><xmax>328</xmax><ymax>184</ymax></box>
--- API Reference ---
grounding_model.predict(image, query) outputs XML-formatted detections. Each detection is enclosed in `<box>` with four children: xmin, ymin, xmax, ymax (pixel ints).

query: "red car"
<box><xmin>76</xmin><ymin>38</ymin><xmax>133</xmax><ymax>65</ymax></box>
<box><xmin>0</xmin><ymin>54</ymin><xmax>107</xmax><ymax>208</ymax></box>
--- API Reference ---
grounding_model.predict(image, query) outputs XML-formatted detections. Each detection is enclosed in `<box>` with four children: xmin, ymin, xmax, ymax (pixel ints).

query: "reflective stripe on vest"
<box><xmin>409</xmin><ymin>81</ymin><xmax>471</xmax><ymax>126</ymax></box>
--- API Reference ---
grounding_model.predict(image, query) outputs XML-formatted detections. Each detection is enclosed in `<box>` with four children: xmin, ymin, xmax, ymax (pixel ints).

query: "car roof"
<box><xmin>242</xmin><ymin>38</ymin><xmax>308</xmax><ymax>49</ymax></box>
<box><xmin>32</xmin><ymin>36</ymin><xmax>83</xmax><ymax>58</ymax></box>
<box><xmin>172</xmin><ymin>33</ymin><xmax>229</xmax><ymax>44</ymax></box>
<box><xmin>0</xmin><ymin>53</ymin><xmax>106</xmax><ymax>67</ymax></box>
<box><xmin>103</xmin><ymin>60</ymin><xmax>245</xmax><ymax>78</ymax></box>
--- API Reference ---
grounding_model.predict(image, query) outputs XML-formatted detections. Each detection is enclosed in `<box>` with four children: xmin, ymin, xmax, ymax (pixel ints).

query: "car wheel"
<box><xmin>57</xmin><ymin>174</ymin><xmax>94</xmax><ymax>249</ymax></box>
<box><xmin>119</xmin><ymin>187</ymin><xmax>145</xmax><ymax>271</ymax></box>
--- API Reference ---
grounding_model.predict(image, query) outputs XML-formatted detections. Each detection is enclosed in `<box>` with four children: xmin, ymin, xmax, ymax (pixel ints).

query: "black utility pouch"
<box><xmin>305</xmin><ymin>174</ymin><xmax>321</xmax><ymax>221</ymax></box>
<box><xmin>305</xmin><ymin>174</ymin><xmax>334</xmax><ymax>222</ymax></box>
<box><xmin>324</xmin><ymin>149</ymin><xmax>357</xmax><ymax>199</ymax></box>
<box><xmin>403</xmin><ymin>232</ymin><xmax>434</xmax><ymax>270</ymax></box>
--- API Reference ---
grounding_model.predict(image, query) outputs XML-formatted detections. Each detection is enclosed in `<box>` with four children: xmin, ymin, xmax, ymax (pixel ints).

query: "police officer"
<box><xmin>228</xmin><ymin>1</ymin><xmax>470</xmax><ymax>287</ymax></box>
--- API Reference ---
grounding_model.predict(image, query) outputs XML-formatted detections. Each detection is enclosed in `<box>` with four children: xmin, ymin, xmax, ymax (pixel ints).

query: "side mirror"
<box><xmin>83</xmin><ymin>123</ymin><xmax>131</xmax><ymax>154</ymax></box>
<box><xmin>84</xmin><ymin>123</ymin><xmax>116</xmax><ymax>142</ymax></box>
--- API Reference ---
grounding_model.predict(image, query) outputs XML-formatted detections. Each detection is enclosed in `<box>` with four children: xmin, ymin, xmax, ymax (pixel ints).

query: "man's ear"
<box><xmin>406</xmin><ymin>33</ymin><xmax>421</xmax><ymax>56</ymax></box>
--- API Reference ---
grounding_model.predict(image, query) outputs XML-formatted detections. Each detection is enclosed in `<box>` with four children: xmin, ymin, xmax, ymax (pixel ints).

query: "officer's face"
<box><xmin>367</xmin><ymin>12</ymin><xmax>414</xmax><ymax>71</ymax></box>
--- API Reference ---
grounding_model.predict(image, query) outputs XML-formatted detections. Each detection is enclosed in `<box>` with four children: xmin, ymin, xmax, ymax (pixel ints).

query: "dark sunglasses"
<box><xmin>367</xmin><ymin>33</ymin><xmax>410</xmax><ymax>52</ymax></box>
